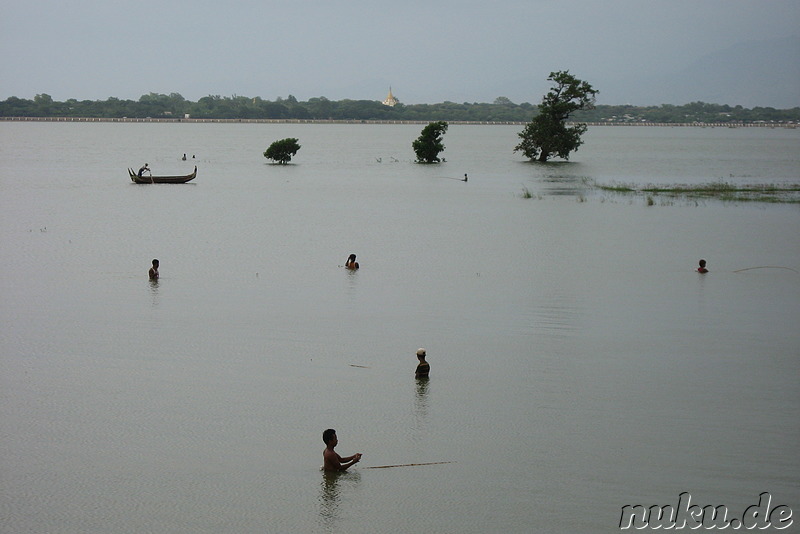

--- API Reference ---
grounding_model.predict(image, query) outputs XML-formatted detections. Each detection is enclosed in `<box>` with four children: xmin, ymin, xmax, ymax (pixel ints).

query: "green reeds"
<box><xmin>592</xmin><ymin>180</ymin><xmax>800</xmax><ymax>204</ymax></box>
<box><xmin>520</xmin><ymin>186</ymin><xmax>542</xmax><ymax>200</ymax></box>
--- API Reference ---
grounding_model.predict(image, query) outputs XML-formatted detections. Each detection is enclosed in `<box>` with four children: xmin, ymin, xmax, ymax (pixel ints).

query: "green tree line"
<box><xmin>1</xmin><ymin>93</ymin><xmax>798</xmax><ymax>124</ymax></box>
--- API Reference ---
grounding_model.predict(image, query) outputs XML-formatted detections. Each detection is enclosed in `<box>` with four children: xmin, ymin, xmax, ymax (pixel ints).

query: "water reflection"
<box><xmin>149</xmin><ymin>278</ymin><xmax>160</xmax><ymax>307</ymax></box>
<box><xmin>412</xmin><ymin>377</ymin><xmax>430</xmax><ymax>442</ymax></box>
<box><xmin>317</xmin><ymin>470</ymin><xmax>361</xmax><ymax>532</ymax></box>
<box><xmin>540</xmin><ymin>173</ymin><xmax>591</xmax><ymax>197</ymax></box>
<box><xmin>522</xmin><ymin>160</ymin><xmax>592</xmax><ymax>197</ymax></box>
<box><xmin>695</xmin><ymin>270</ymin><xmax>708</xmax><ymax>317</ymax></box>
<box><xmin>344</xmin><ymin>265</ymin><xmax>359</xmax><ymax>296</ymax></box>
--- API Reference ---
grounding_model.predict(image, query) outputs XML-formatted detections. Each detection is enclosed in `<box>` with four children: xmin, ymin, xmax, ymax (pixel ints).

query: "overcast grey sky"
<box><xmin>1</xmin><ymin>0</ymin><xmax>798</xmax><ymax>106</ymax></box>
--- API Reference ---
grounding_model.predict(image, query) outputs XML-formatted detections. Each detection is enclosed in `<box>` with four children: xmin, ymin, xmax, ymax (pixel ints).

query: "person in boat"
<box><xmin>322</xmin><ymin>429</ymin><xmax>362</xmax><ymax>472</ymax></box>
<box><xmin>345</xmin><ymin>254</ymin><xmax>359</xmax><ymax>270</ymax></box>
<box><xmin>697</xmin><ymin>259</ymin><xmax>708</xmax><ymax>273</ymax></box>
<box><xmin>415</xmin><ymin>348</ymin><xmax>430</xmax><ymax>378</ymax></box>
<box><xmin>149</xmin><ymin>259</ymin><xmax>159</xmax><ymax>280</ymax></box>
<box><xmin>138</xmin><ymin>163</ymin><xmax>151</xmax><ymax>177</ymax></box>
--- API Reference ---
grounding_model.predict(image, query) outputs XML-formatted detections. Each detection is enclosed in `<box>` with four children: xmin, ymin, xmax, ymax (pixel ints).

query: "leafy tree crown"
<box><xmin>264</xmin><ymin>138</ymin><xmax>301</xmax><ymax>164</ymax></box>
<box><xmin>412</xmin><ymin>121</ymin><xmax>449</xmax><ymax>163</ymax></box>
<box><xmin>515</xmin><ymin>71</ymin><xmax>598</xmax><ymax>162</ymax></box>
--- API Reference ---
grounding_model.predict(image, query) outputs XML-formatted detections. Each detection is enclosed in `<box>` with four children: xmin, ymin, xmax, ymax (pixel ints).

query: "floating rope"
<box><xmin>733</xmin><ymin>266</ymin><xmax>799</xmax><ymax>273</ymax></box>
<box><xmin>365</xmin><ymin>461</ymin><xmax>455</xmax><ymax>469</ymax></box>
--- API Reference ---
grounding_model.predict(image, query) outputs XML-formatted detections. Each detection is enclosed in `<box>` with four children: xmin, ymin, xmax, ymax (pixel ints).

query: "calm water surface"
<box><xmin>1</xmin><ymin>123</ymin><xmax>799</xmax><ymax>533</ymax></box>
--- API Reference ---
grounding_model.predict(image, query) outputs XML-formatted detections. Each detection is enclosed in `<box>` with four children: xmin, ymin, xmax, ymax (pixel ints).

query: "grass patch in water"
<box><xmin>592</xmin><ymin>180</ymin><xmax>800</xmax><ymax>204</ymax></box>
<box><xmin>520</xmin><ymin>186</ymin><xmax>542</xmax><ymax>200</ymax></box>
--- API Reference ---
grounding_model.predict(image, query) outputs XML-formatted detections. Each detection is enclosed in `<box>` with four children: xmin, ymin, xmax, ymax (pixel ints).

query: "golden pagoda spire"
<box><xmin>382</xmin><ymin>86</ymin><xmax>398</xmax><ymax>107</ymax></box>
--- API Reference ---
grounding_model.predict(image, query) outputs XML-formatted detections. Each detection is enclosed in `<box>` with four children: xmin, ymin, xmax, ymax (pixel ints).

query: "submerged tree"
<box><xmin>515</xmin><ymin>71</ymin><xmax>598</xmax><ymax>162</ymax></box>
<box><xmin>264</xmin><ymin>138</ymin><xmax>301</xmax><ymax>164</ymax></box>
<box><xmin>412</xmin><ymin>121</ymin><xmax>449</xmax><ymax>163</ymax></box>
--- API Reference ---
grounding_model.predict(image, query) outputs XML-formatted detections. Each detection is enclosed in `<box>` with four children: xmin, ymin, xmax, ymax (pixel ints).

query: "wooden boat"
<box><xmin>129</xmin><ymin>166</ymin><xmax>197</xmax><ymax>184</ymax></box>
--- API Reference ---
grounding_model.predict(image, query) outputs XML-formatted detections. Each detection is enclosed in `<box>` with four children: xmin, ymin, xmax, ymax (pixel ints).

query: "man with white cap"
<box><xmin>415</xmin><ymin>348</ymin><xmax>430</xmax><ymax>378</ymax></box>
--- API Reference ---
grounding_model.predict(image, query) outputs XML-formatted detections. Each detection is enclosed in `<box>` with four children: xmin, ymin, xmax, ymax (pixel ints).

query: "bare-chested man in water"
<box><xmin>322</xmin><ymin>429</ymin><xmax>362</xmax><ymax>472</ymax></box>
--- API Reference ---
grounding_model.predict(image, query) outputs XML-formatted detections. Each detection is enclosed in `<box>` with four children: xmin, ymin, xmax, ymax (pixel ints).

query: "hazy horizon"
<box><xmin>1</xmin><ymin>0</ymin><xmax>798</xmax><ymax>108</ymax></box>
<box><xmin>3</xmin><ymin>90</ymin><xmax>799</xmax><ymax>111</ymax></box>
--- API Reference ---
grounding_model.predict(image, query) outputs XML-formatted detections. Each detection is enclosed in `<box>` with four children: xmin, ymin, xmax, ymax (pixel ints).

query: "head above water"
<box><xmin>699</xmin><ymin>259</ymin><xmax>706</xmax><ymax>268</ymax></box>
<box><xmin>323</xmin><ymin>428</ymin><xmax>337</xmax><ymax>445</ymax></box>
<box><xmin>152</xmin><ymin>259</ymin><xmax>159</xmax><ymax>267</ymax></box>
<box><xmin>348</xmin><ymin>254</ymin><xmax>357</xmax><ymax>262</ymax></box>
<box><xmin>416</xmin><ymin>348</ymin><xmax>426</xmax><ymax>358</ymax></box>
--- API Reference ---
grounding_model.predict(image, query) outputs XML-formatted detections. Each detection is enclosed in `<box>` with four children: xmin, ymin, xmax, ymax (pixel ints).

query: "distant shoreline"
<box><xmin>1</xmin><ymin>116</ymin><xmax>796</xmax><ymax>128</ymax></box>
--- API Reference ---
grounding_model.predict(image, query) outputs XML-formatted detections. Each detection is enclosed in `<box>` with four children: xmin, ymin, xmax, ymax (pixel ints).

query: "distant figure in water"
<box><xmin>138</xmin><ymin>163</ymin><xmax>150</xmax><ymax>177</ymax></box>
<box><xmin>345</xmin><ymin>254</ymin><xmax>359</xmax><ymax>270</ymax></box>
<box><xmin>697</xmin><ymin>259</ymin><xmax>708</xmax><ymax>273</ymax></box>
<box><xmin>149</xmin><ymin>259</ymin><xmax>159</xmax><ymax>280</ymax></box>
<box><xmin>182</xmin><ymin>153</ymin><xmax>187</xmax><ymax>161</ymax></box>
<box><xmin>415</xmin><ymin>348</ymin><xmax>430</xmax><ymax>378</ymax></box>
<box><xmin>463</xmin><ymin>173</ymin><xmax>468</xmax><ymax>182</ymax></box>
<box><xmin>322</xmin><ymin>429</ymin><xmax>362</xmax><ymax>472</ymax></box>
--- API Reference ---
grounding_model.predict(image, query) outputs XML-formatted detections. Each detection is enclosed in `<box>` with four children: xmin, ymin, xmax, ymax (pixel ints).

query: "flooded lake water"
<box><xmin>1</xmin><ymin>122</ymin><xmax>799</xmax><ymax>533</ymax></box>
